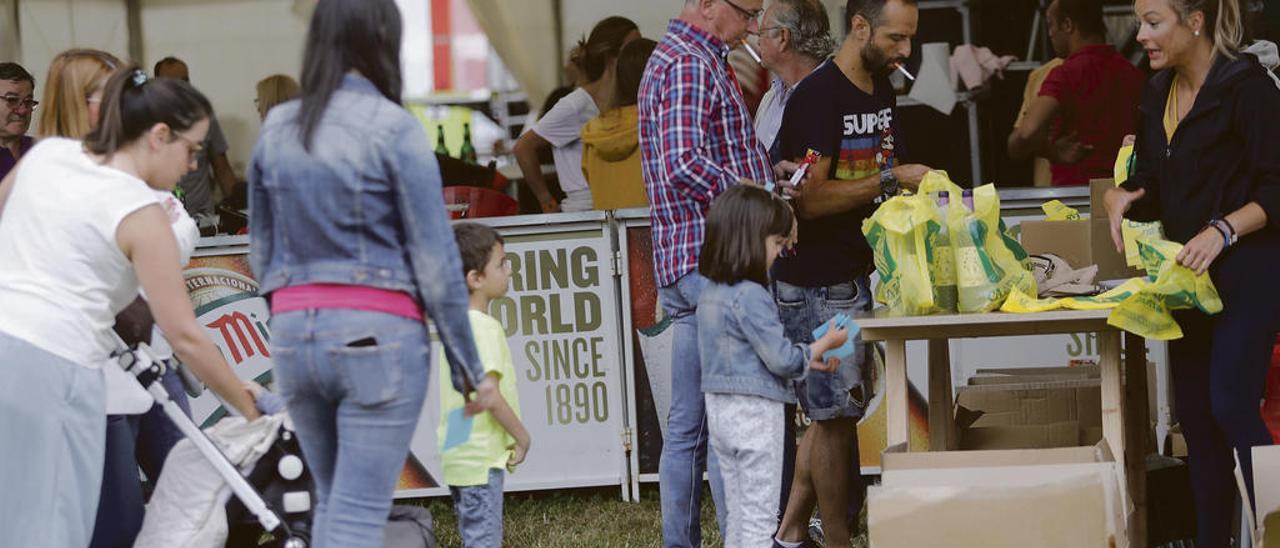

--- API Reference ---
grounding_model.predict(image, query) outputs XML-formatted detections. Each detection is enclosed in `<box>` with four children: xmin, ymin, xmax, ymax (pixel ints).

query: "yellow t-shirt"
<box><xmin>1016</xmin><ymin>59</ymin><xmax>1065</xmax><ymax>187</ymax></box>
<box><xmin>1164</xmin><ymin>76</ymin><xmax>1181</xmax><ymax>144</ymax></box>
<box><xmin>438</xmin><ymin>309</ymin><xmax>523</xmax><ymax>486</ymax></box>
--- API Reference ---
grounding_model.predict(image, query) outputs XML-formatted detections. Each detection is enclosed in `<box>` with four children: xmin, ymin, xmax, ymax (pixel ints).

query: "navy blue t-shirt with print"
<box><xmin>772</xmin><ymin>60</ymin><xmax>899</xmax><ymax>288</ymax></box>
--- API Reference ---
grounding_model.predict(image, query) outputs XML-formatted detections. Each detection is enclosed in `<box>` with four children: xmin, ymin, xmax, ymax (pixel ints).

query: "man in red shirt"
<box><xmin>1007</xmin><ymin>0</ymin><xmax>1144</xmax><ymax>186</ymax></box>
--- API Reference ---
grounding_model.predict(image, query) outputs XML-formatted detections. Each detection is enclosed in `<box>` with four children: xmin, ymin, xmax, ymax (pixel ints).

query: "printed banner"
<box><xmin>402</xmin><ymin>227</ymin><xmax>629</xmax><ymax>495</ymax></box>
<box><xmin>186</xmin><ymin>224</ymin><xmax>629</xmax><ymax>498</ymax></box>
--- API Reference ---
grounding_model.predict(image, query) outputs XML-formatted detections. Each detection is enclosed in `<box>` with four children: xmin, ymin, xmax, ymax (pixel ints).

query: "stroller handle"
<box><xmin>112</xmin><ymin>335</ymin><xmax>286</xmax><ymax>535</ymax></box>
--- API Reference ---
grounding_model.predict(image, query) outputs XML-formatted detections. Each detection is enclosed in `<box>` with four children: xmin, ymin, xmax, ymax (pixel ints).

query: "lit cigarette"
<box><xmin>894</xmin><ymin>63</ymin><xmax>915</xmax><ymax>81</ymax></box>
<box><xmin>742</xmin><ymin>40</ymin><xmax>763</xmax><ymax>65</ymax></box>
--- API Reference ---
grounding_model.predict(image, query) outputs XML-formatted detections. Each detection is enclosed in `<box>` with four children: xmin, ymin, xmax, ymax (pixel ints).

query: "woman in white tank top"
<box><xmin>0</xmin><ymin>66</ymin><xmax>262</xmax><ymax>546</ymax></box>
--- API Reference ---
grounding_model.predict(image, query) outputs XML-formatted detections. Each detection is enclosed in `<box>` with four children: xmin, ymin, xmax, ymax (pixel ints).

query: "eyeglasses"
<box><xmin>172</xmin><ymin>132</ymin><xmax>204</xmax><ymax>163</ymax></box>
<box><xmin>1</xmin><ymin>95</ymin><xmax>38</xmax><ymax>110</ymax></box>
<box><xmin>721</xmin><ymin>0</ymin><xmax>763</xmax><ymax>23</ymax></box>
<box><xmin>752</xmin><ymin>26</ymin><xmax>786</xmax><ymax>37</ymax></box>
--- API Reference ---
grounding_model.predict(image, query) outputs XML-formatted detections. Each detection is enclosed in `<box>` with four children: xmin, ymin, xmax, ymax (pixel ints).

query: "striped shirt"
<box><xmin>638</xmin><ymin>19</ymin><xmax>774</xmax><ymax>288</ymax></box>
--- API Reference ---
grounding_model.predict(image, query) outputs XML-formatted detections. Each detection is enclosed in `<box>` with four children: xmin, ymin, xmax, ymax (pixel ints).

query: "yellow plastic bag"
<box><xmin>919</xmin><ymin>173</ymin><xmax>961</xmax><ymax>312</ymax></box>
<box><xmin>1041</xmin><ymin>200</ymin><xmax>1080</xmax><ymax>221</ymax></box>
<box><xmin>1113</xmin><ymin>144</ymin><xmax>1135</xmax><ymax>185</ymax></box>
<box><xmin>1060</xmin><ymin>278</ymin><xmax>1149</xmax><ymax>309</ymax></box>
<box><xmin>864</xmin><ymin>172</ymin><xmax>1035</xmax><ymax>315</ymax></box>
<box><xmin>1003</xmin><ymin>236</ymin><xmax>1221</xmax><ymax>339</ymax></box>
<box><xmin>863</xmin><ymin>196</ymin><xmax>940</xmax><ymax>316</ymax></box>
<box><xmin>1106</xmin><ymin>239</ymin><xmax>1223</xmax><ymax>340</ymax></box>
<box><xmin>949</xmin><ymin>184</ymin><xmax>1037</xmax><ymax>313</ymax></box>
<box><xmin>1109</xmin><ymin>292</ymin><xmax>1183</xmax><ymax>340</ymax></box>
<box><xmin>1112</xmin><ymin>144</ymin><xmax>1165</xmax><ymax>268</ymax></box>
<box><xmin>1001</xmin><ymin>277</ymin><xmax>1148</xmax><ymax>313</ymax></box>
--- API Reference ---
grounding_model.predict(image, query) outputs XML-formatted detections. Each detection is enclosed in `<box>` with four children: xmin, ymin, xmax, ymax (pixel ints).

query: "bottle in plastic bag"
<box><xmin>951</xmin><ymin>187</ymin><xmax>1002</xmax><ymax>312</ymax></box>
<box><xmin>930</xmin><ymin>191</ymin><xmax>958</xmax><ymax>312</ymax></box>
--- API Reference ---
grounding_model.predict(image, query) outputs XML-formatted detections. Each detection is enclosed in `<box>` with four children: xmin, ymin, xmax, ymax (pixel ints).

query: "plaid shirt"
<box><xmin>639</xmin><ymin>19</ymin><xmax>774</xmax><ymax>288</ymax></box>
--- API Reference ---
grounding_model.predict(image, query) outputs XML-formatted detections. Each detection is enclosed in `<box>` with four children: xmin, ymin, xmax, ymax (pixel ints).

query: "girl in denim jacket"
<box><xmin>697</xmin><ymin>185</ymin><xmax>848</xmax><ymax>547</ymax></box>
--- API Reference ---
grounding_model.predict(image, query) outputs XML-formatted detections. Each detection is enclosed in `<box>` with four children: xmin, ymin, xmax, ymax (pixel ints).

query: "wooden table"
<box><xmin>855</xmin><ymin>308</ymin><xmax>1150</xmax><ymax>546</ymax></box>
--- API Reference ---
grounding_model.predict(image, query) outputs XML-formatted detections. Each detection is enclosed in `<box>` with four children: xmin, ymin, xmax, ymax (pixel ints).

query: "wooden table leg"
<box><xmin>927</xmin><ymin>339</ymin><xmax>955</xmax><ymax>451</ymax></box>
<box><xmin>1124</xmin><ymin>332</ymin><xmax>1149</xmax><ymax>548</ymax></box>
<box><xmin>1099</xmin><ymin>331</ymin><xmax>1125</xmax><ymax>470</ymax></box>
<box><xmin>1100</xmin><ymin>330</ymin><xmax>1142</xmax><ymax>547</ymax></box>
<box><xmin>885</xmin><ymin>338</ymin><xmax>909</xmax><ymax>449</ymax></box>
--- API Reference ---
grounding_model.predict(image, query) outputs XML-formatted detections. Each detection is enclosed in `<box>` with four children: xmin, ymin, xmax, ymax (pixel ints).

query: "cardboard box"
<box><xmin>1082</xmin><ymin>425</ymin><xmax>1104</xmax><ymax>446</ymax></box>
<box><xmin>955</xmin><ymin>379</ymin><xmax>1102</xmax><ymax>429</ymax></box>
<box><xmin>870</xmin><ymin>443</ymin><xmax>1127</xmax><ymax>548</ymax></box>
<box><xmin>1019</xmin><ymin>219</ymin><xmax>1141</xmax><ymax>281</ymax></box>
<box><xmin>973</xmin><ymin>365</ymin><xmax>1100</xmax><ymax>379</ymax></box>
<box><xmin>1239</xmin><ymin>445</ymin><xmax>1280</xmax><ymax>547</ymax></box>
<box><xmin>970</xmin><ymin>372</ymin><xmax>1096</xmax><ymax>385</ymax></box>
<box><xmin>1020</xmin><ymin>179</ymin><xmax>1143</xmax><ymax>281</ymax></box>
<box><xmin>1165</xmin><ymin>425</ymin><xmax>1188</xmax><ymax>458</ymax></box>
<box><xmin>959</xmin><ymin>421</ymin><xmax>1080</xmax><ymax>450</ymax></box>
<box><xmin>973</xmin><ymin>361</ymin><xmax>1155</xmax><ymax>424</ymax></box>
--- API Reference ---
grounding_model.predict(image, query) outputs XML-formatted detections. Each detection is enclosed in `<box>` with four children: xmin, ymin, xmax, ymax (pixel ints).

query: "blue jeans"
<box><xmin>657</xmin><ymin>272</ymin><xmax>726</xmax><ymax>547</ymax></box>
<box><xmin>450</xmin><ymin>468</ymin><xmax>505</xmax><ymax>547</ymax></box>
<box><xmin>91</xmin><ymin>370</ymin><xmax>191</xmax><ymax>548</ymax></box>
<box><xmin>773</xmin><ymin>278</ymin><xmax>872</xmax><ymax>421</ymax></box>
<box><xmin>269</xmin><ymin>309</ymin><xmax>431</xmax><ymax>548</ymax></box>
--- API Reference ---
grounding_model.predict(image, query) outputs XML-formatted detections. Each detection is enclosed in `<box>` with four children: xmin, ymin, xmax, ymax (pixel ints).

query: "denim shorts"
<box><xmin>773</xmin><ymin>277</ymin><xmax>872</xmax><ymax>421</ymax></box>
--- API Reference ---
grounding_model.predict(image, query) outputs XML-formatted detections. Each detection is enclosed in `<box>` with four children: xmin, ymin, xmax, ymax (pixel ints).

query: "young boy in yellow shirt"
<box><xmin>438</xmin><ymin>223</ymin><xmax>531</xmax><ymax>546</ymax></box>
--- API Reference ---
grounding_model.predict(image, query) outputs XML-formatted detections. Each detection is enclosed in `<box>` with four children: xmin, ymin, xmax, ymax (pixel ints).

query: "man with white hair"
<box><xmin>754</xmin><ymin>0</ymin><xmax>835</xmax><ymax>155</ymax></box>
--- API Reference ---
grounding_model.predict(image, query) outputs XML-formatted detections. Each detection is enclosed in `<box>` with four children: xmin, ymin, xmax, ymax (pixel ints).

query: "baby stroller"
<box><xmin>112</xmin><ymin>337</ymin><xmax>314</xmax><ymax>547</ymax></box>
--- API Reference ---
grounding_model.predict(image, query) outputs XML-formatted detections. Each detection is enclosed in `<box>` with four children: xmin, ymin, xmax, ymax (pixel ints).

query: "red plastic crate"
<box><xmin>442</xmin><ymin>186</ymin><xmax>519</xmax><ymax>220</ymax></box>
<box><xmin>1265</xmin><ymin>335</ymin><xmax>1280</xmax><ymax>444</ymax></box>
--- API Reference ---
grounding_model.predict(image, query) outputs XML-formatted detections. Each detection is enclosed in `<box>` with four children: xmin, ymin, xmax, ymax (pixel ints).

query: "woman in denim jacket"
<box><xmin>247</xmin><ymin>2</ymin><xmax>498</xmax><ymax>546</ymax></box>
<box><xmin>697</xmin><ymin>185</ymin><xmax>847</xmax><ymax>547</ymax></box>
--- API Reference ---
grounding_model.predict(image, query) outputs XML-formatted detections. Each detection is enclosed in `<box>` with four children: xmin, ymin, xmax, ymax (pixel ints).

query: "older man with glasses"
<box><xmin>638</xmin><ymin>0</ymin><xmax>771</xmax><ymax>547</ymax></box>
<box><xmin>0</xmin><ymin>63</ymin><xmax>36</xmax><ymax>180</ymax></box>
<box><xmin>753</xmin><ymin>0</ymin><xmax>835</xmax><ymax>157</ymax></box>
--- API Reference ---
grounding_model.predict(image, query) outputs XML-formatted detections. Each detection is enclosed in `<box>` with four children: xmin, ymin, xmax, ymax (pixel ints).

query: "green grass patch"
<box><xmin>411</xmin><ymin>484</ymin><xmax>869</xmax><ymax>547</ymax></box>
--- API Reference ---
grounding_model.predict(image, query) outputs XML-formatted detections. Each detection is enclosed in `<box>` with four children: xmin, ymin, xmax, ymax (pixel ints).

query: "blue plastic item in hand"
<box><xmin>442</xmin><ymin>407</ymin><xmax>475</xmax><ymax>451</ymax></box>
<box><xmin>811</xmin><ymin>313</ymin><xmax>860</xmax><ymax>362</ymax></box>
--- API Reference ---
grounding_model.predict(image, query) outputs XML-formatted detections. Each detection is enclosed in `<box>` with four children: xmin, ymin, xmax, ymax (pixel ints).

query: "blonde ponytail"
<box><xmin>1171</xmin><ymin>0</ymin><xmax>1246</xmax><ymax>59</ymax></box>
<box><xmin>1213</xmin><ymin>0</ymin><xmax>1245</xmax><ymax>59</ymax></box>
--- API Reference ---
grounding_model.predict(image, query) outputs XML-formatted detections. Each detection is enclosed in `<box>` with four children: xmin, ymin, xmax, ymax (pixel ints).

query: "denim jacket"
<box><xmin>698</xmin><ymin>280</ymin><xmax>811</xmax><ymax>403</ymax></box>
<box><xmin>248</xmin><ymin>74</ymin><xmax>484</xmax><ymax>392</ymax></box>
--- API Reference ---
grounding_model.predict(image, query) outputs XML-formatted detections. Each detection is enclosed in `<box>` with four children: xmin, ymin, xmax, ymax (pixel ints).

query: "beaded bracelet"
<box><xmin>1208</xmin><ymin>218</ymin><xmax>1237</xmax><ymax>247</ymax></box>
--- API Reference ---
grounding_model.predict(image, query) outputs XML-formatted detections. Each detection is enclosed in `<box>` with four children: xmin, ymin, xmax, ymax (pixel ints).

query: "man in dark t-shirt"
<box><xmin>771</xmin><ymin>1</ymin><xmax>930</xmax><ymax>547</ymax></box>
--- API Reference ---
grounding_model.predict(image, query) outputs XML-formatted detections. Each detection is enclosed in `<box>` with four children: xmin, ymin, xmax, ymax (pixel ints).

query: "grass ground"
<box><xmin>415</xmin><ymin>485</ymin><xmax>869</xmax><ymax>547</ymax></box>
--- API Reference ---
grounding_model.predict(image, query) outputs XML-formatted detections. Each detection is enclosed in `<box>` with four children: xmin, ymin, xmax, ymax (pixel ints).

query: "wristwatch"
<box><xmin>880</xmin><ymin>168</ymin><xmax>900</xmax><ymax>196</ymax></box>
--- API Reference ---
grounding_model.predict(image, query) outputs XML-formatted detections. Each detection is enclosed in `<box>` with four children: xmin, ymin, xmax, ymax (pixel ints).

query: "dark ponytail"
<box><xmin>84</xmin><ymin>65</ymin><xmax>212</xmax><ymax>157</ymax></box>
<box><xmin>569</xmin><ymin>16</ymin><xmax>639</xmax><ymax>83</ymax></box>
<box><xmin>297</xmin><ymin>0</ymin><xmax>404</xmax><ymax>152</ymax></box>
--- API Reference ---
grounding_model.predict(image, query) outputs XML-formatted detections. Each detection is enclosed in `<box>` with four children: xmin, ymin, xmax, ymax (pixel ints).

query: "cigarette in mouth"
<box><xmin>894</xmin><ymin>63</ymin><xmax>915</xmax><ymax>81</ymax></box>
<box><xmin>742</xmin><ymin>40</ymin><xmax>763</xmax><ymax>65</ymax></box>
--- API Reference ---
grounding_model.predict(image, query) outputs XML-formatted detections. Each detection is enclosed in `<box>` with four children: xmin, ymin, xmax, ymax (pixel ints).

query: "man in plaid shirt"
<box><xmin>637</xmin><ymin>1</ymin><xmax>775</xmax><ymax>546</ymax></box>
